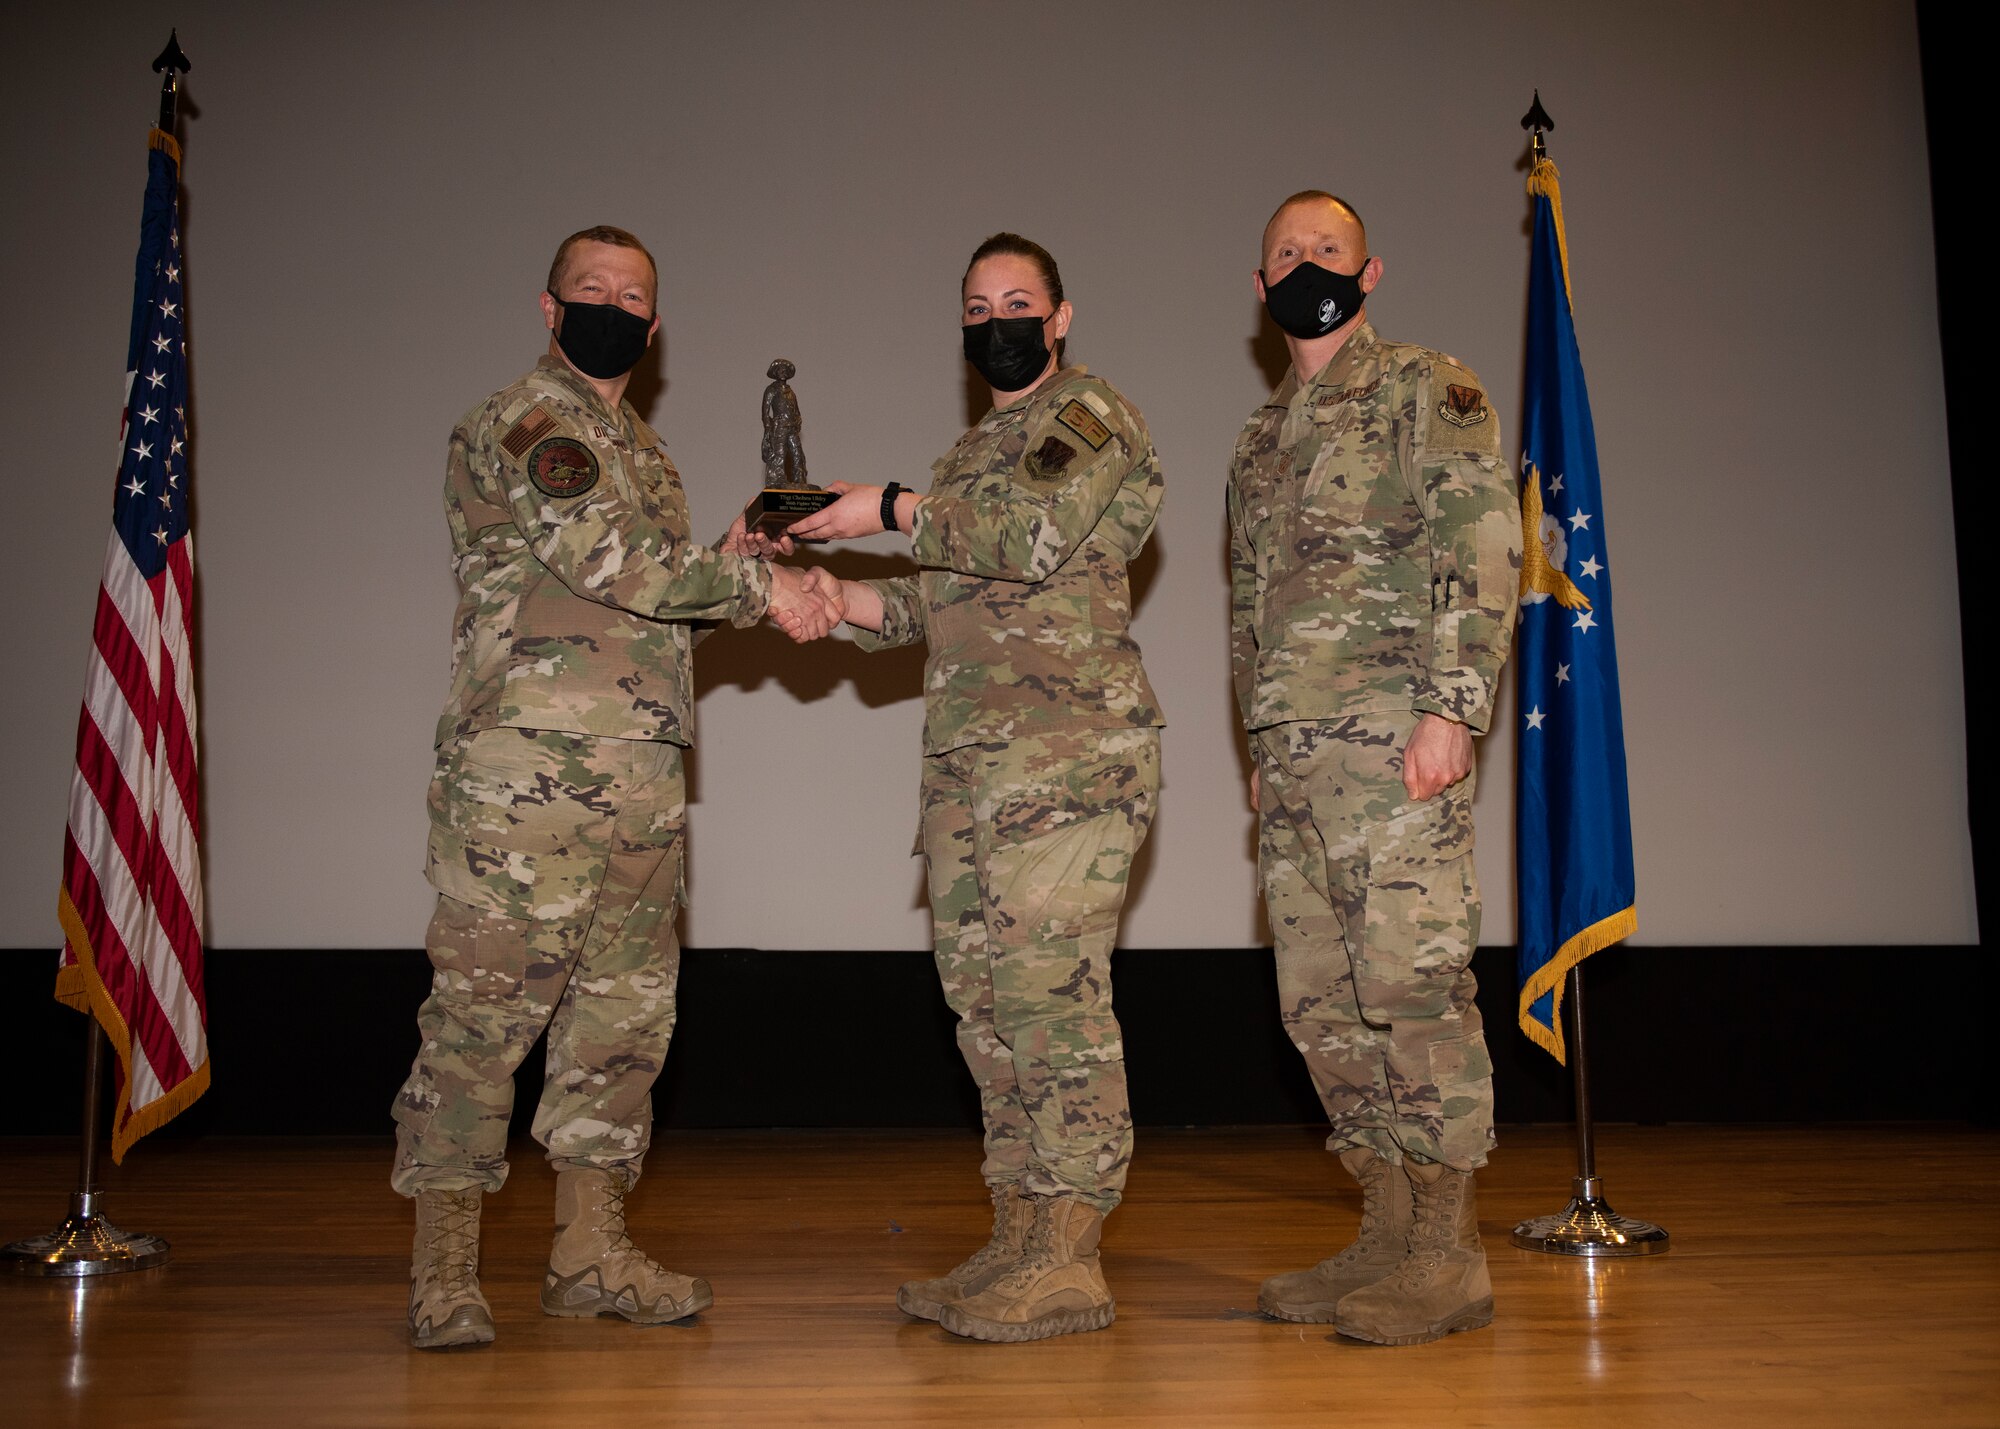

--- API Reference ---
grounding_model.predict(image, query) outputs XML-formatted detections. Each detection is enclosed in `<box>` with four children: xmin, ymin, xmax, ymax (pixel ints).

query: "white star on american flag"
<box><xmin>145</xmin><ymin>369</ymin><xmax>165</xmax><ymax>389</ymax></box>
<box><xmin>159</xmin><ymin>298</ymin><xmax>178</xmax><ymax>319</ymax></box>
<box><xmin>131</xmin><ymin>440</ymin><xmax>153</xmax><ymax>460</ymax></box>
<box><xmin>138</xmin><ymin>404</ymin><xmax>160</xmax><ymax>425</ymax></box>
<box><xmin>124</xmin><ymin>476</ymin><xmax>145</xmax><ymax>498</ymax></box>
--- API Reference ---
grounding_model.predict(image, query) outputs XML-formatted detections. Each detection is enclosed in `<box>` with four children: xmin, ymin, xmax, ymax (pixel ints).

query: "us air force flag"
<box><xmin>1514</xmin><ymin>156</ymin><xmax>1637</xmax><ymax>1062</ymax></box>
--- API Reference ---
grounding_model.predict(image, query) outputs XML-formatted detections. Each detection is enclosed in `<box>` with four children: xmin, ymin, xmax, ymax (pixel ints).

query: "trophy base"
<box><xmin>744</xmin><ymin>487</ymin><xmax>838</xmax><ymax>537</ymax></box>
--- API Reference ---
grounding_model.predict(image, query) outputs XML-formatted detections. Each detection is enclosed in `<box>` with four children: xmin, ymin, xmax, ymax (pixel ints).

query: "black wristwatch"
<box><xmin>881</xmin><ymin>482</ymin><xmax>904</xmax><ymax>533</ymax></box>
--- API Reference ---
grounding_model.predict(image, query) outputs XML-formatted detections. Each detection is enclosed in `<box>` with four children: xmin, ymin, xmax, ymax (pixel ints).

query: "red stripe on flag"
<box><xmin>64</xmin><ymin>826</ymin><xmax>198</xmax><ymax>1094</ymax></box>
<box><xmin>73</xmin><ymin>706</ymin><xmax>150</xmax><ymax>890</ymax></box>
<box><xmin>90</xmin><ymin>583</ymin><xmax>159</xmax><ymax>741</ymax></box>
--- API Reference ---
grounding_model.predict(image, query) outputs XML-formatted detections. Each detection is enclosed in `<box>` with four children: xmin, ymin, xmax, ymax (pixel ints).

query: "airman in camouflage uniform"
<box><xmin>393</xmin><ymin>226</ymin><xmax>828</xmax><ymax>1350</ymax></box>
<box><xmin>1229</xmin><ymin>192</ymin><xmax>1520</xmax><ymax>1345</ymax></box>
<box><xmin>796</xmin><ymin>236</ymin><xmax>1165</xmax><ymax>1341</ymax></box>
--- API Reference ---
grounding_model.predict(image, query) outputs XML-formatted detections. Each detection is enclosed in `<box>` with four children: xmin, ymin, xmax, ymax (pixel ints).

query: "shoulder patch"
<box><xmin>526</xmin><ymin>435</ymin><xmax>600</xmax><ymax>499</ymax></box>
<box><xmin>1438</xmin><ymin>383</ymin><xmax>1489</xmax><ymax>429</ymax></box>
<box><xmin>501</xmin><ymin>406</ymin><xmax>560</xmax><ymax>459</ymax></box>
<box><xmin>1056</xmin><ymin>399</ymin><xmax>1112</xmax><ymax>451</ymax></box>
<box><xmin>1025</xmin><ymin>435</ymin><xmax>1079</xmax><ymax>480</ymax></box>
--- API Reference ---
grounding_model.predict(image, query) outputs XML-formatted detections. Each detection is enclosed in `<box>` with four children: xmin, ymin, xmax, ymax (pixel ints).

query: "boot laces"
<box><xmin>588</xmin><ymin>1178</ymin><xmax>672</xmax><ymax>1276</ymax></box>
<box><xmin>425</xmin><ymin>1194</ymin><xmax>480</xmax><ymax>1296</ymax></box>
<box><xmin>991</xmin><ymin>1196</ymin><xmax>1059</xmax><ymax>1293</ymax></box>
<box><xmin>953</xmin><ymin>1190</ymin><xmax>1021</xmax><ymax>1277</ymax></box>
<box><xmin>1396</xmin><ymin>1177</ymin><xmax>1464</xmax><ymax>1287</ymax></box>
<box><xmin>1317</xmin><ymin>1162</ymin><xmax>1401</xmax><ymax>1273</ymax></box>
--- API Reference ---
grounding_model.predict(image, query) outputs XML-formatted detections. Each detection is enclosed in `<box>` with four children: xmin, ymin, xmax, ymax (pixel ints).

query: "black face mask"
<box><xmin>962</xmin><ymin>314</ymin><xmax>1054</xmax><ymax>391</ymax></box>
<box><xmin>1260</xmin><ymin>259</ymin><xmax>1368</xmax><ymax>340</ymax></box>
<box><xmin>547</xmin><ymin>292</ymin><xmax>651</xmax><ymax>379</ymax></box>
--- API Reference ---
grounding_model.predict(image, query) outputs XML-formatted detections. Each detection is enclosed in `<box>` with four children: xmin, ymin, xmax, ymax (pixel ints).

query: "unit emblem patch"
<box><xmin>1025</xmin><ymin>435</ymin><xmax>1078</xmax><ymax>480</ymax></box>
<box><xmin>1439</xmin><ymin>384</ymin><xmax>1489</xmax><ymax>428</ymax></box>
<box><xmin>526</xmin><ymin>435</ymin><xmax>600</xmax><ymax>498</ymax></box>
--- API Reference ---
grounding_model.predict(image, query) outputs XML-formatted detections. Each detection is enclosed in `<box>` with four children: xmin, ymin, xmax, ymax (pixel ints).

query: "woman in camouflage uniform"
<box><xmin>790</xmin><ymin>234</ymin><xmax>1164</xmax><ymax>1343</ymax></box>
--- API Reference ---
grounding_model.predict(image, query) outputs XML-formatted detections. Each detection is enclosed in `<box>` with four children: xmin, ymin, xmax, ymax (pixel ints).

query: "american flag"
<box><xmin>54</xmin><ymin>127</ymin><xmax>209</xmax><ymax>1158</ymax></box>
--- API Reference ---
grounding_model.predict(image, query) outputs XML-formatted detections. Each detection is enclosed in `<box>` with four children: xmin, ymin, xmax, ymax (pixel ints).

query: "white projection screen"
<box><xmin>0</xmin><ymin>0</ymin><xmax>1973</xmax><ymax>953</ymax></box>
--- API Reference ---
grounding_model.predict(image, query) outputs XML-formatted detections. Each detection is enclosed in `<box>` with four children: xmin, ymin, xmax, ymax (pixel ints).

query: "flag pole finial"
<box><xmin>151</xmin><ymin>30</ymin><xmax>191</xmax><ymax>134</ymax></box>
<box><xmin>1521</xmin><ymin>89</ymin><xmax>1554</xmax><ymax>163</ymax></box>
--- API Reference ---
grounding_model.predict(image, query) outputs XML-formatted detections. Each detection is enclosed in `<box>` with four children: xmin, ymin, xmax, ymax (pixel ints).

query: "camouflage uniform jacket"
<box><xmin>1227</xmin><ymin>323</ymin><xmax>1521</xmax><ymax>736</ymax></box>
<box><xmin>436</xmin><ymin>355</ymin><xmax>771</xmax><ymax>749</ymax></box>
<box><xmin>857</xmin><ymin>367</ymin><xmax>1165</xmax><ymax>755</ymax></box>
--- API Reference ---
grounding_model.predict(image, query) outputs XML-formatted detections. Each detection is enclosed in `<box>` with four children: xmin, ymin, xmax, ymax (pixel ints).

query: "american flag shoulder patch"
<box><xmin>501</xmin><ymin>406</ymin><xmax>559</xmax><ymax>459</ymax></box>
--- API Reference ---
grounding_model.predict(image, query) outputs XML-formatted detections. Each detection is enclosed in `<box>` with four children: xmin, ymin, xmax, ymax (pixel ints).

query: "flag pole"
<box><xmin>1510</xmin><ymin>963</ymin><xmax>1668</xmax><ymax>1255</ymax></box>
<box><xmin>1506</xmin><ymin>90</ymin><xmax>1667</xmax><ymax>1258</ymax></box>
<box><xmin>0</xmin><ymin>32</ymin><xmax>191</xmax><ymax>1280</ymax></box>
<box><xmin>2</xmin><ymin>1023</ymin><xmax>171</xmax><ymax>1276</ymax></box>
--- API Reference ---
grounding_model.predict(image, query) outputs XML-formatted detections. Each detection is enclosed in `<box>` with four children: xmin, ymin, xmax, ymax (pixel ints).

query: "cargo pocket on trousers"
<box><xmin>426</xmin><ymin>826</ymin><xmax>540</xmax><ymax>918</ymax></box>
<box><xmin>1367</xmin><ymin>790</ymin><xmax>1473</xmax><ymax>886</ymax></box>
<box><xmin>1254</xmin><ymin>737</ymin><xmax>1331</xmax><ymax>904</ymax></box>
<box><xmin>1358</xmin><ymin>791</ymin><xmax>1479</xmax><ymax>1009</ymax></box>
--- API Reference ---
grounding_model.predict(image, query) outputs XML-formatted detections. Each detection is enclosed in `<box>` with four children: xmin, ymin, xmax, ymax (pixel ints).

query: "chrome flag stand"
<box><xmin>2</xmin><ymin>1024</ymin><xmax>171</xmax><ymax>1276</ymax></box>
<box><xmin>1510</xmin><ymin>965</ymin><xmax>1668</xmax><ymax>1257</ymax></box>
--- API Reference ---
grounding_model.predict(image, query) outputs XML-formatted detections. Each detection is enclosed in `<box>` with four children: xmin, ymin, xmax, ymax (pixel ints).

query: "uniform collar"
<box><xmin>1264</xmin><ymin>321</ymin><xmax>1381</xmax><ymax>408</ymax></box>
<box><xmin>532</xmin><ymin>353</ymin><xmax>657</xmax><ymax>445</ymax></box>
<box><xmin>993</xmin><ymin>364</ymin><xmax>1087</xmax><ymax>417</ymax></box>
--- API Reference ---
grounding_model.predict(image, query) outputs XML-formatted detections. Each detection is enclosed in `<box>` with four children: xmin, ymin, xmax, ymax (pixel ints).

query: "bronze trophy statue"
<box><xmin>742</xmin><ymin>358</ymin><xmax>838</xmax><ymax>538</ymax></box>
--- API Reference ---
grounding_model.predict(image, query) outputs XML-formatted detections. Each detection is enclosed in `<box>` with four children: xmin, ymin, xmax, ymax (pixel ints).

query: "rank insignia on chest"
<box><xmin>1026</xmin><ymin>435</ymin><xmax>1078</xmax><ymax>480</ymax></box>
<box><xmin>526</xmin><ymin>435</ymin><xmax>600</xmax><ymax>498</ymax></box>
<box><xmin>1439</xmin><ymin>384</ymin><xmax>1489</xmax><ymax>428</ymax></box>
<box><xmin>500</xmin><ymin>406</ymin><xmax>559</xmax><ymax>458</ymax></box>
<box><xmin>1055</xmin><ymin>399</ymin><xmax>1113</xmax><ymax>451</ymax></box>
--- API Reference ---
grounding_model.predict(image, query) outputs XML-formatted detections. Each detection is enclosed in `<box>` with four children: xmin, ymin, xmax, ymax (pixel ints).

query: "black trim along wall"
<box><xmin>0</xmin><ymin>945</ymin><xmax>1977</xmax><ymax>1139</ymax></box>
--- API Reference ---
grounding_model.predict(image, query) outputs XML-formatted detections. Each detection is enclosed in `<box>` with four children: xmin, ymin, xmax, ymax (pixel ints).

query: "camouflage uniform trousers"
<box><xmin>391</xmin><ymin>727</ymin><xmax>686</xmax><ymax>1197</ymax></box>
<box><xmin>1254</xmin><ymin>711</ymin><xmax>1495</xmax><ymax>1170</ymax></box>
<box><xmin>920</xmin><ymin>727</ymin><xmax>1160</xmax><ymax>1214</ymax></box>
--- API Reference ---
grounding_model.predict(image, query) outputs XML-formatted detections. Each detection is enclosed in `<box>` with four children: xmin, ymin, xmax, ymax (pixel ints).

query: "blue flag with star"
<box><xmin>1513</xmin><ymin>157</ymin><xmax>1637</xmax><ymax>1062</ymax></box>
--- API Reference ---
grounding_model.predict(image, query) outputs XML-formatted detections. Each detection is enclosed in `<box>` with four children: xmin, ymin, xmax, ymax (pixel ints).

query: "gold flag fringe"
<box><xmin>1516</xmin><ymin>904</ymin><xmax>1637</xmax><ymax>1063</ymax></box>
<box><xmin>148</xmin><ymin>127</ymin><xmax>181</xmax><ymax>166</ymax></box>
<box><xmin>55</xmin><ymin>887</ymin><xmax>210</xmax><ymax>1162</ymax></box>
<box><xmin>1526</xmin><ymin>157</ymin><xmax>1572</xmax><ymax>305</ymax></box>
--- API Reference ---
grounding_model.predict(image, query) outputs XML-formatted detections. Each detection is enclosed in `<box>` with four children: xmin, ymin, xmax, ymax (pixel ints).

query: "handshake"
<box><xmin>719</xmin><ymin>513</ymin><xmax>845</xmax><ymax>644</ymax></box>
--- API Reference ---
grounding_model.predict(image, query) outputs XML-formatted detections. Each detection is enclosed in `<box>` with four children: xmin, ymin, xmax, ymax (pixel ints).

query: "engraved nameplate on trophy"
<box><xmin>742</xmin><ymin>357</ymin><xmax>838</xmax><ymax>537</ymax></box>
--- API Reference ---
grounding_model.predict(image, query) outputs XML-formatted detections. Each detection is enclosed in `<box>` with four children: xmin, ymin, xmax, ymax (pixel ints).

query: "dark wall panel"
<box><xmin>0</xmin><ymin>946</ymin><xmax>1977</xmax><ymax>1141</ymax></box>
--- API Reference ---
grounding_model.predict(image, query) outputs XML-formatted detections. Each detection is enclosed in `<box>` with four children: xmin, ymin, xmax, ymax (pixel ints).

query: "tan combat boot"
<box><xmin>540</xmin><ymin>1167</ymin><xmax>714</xmax><ymax>1324</ymax></box>
<box><xmin>408</xmin><ymin>1189</ymin><xmax>495</xmax><ymax>1350</ymax></box>
<box><xmin>937</xmin><ymin>1195</ymin><xmax>1115</xmax><ymax>1343</ymax></box>
<box><xmin>1259</xmin><ymin>1148</ymin><xmax>1414</xmax><ymax>1322</ymax></box>
<box><xmin>897</xmin><ymin>1183</ymin><xmax>1033</xmax><ymax>1321</ymax></box>
<box><xmin>1334</xmin><ymin>1160</ymin><xmax>1493</xmax><ymax>1345</ymax></box>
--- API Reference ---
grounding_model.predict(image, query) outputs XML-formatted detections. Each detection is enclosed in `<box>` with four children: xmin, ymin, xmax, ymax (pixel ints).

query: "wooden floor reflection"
<box><xmin>3</xmin><ymin>1125</ymin><xmax>1996</xmax><ymax>1426</ymax></box>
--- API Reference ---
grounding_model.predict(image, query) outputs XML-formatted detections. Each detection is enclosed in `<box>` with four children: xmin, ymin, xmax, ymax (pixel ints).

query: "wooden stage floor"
<box><xmin>2</xmin><ymin>1125</ymin><xmax>1996</xmax><ymax>1427</ymax></box>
